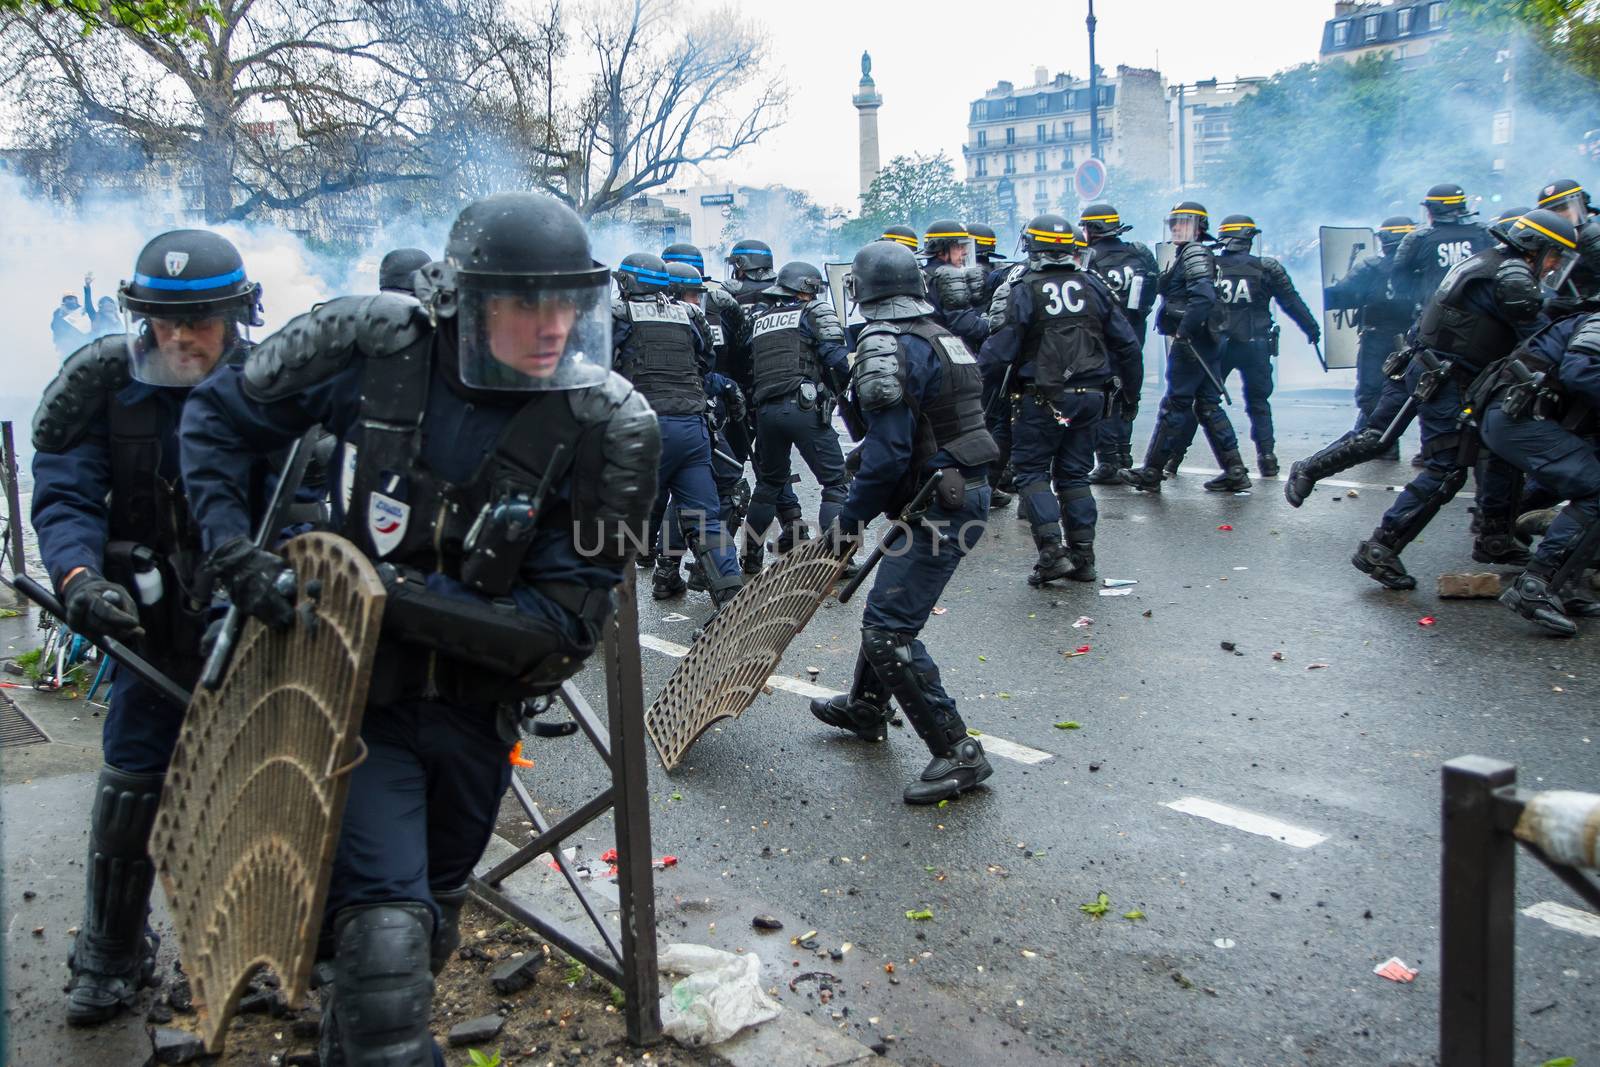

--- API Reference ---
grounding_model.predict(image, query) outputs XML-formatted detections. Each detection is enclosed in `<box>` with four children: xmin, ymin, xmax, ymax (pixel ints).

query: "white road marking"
<box><xmin>1522</xmin><ymin>901</ymin><xmax>1600</xmax><ymax>939</ymax></box>
<box><xmin>636</xmin><ymin>633</ymin><xmax>1056</xmax><ymax>765</ymax></box>
<box><xmin>1163</xmin><ymin>796</ymin><xmax>1328</xmax><ymax>849</ymax></box>
<box><xmin>1173</xmin><ymin>465</ymin><xmax>1473</xmax><ymax>498</ymax></box>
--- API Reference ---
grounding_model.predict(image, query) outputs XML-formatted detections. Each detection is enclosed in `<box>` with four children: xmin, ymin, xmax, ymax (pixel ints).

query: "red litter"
<box><xmin>1217</xmin><ymin>524</ymin><xmax>1233</xmax><ymax>531</ymax></box>
<box><xmin>1373</xmin><ymin>957</ymin><xmax>1418</xmax><ymax>983</ymax></box>
<box><xmin>1418</xmin><ymin>616</ymin><xmax>1437</xmax><ymax>626</ymax></box>
<box><xmin>654</xmin><ymin>856</ymin><xmax>679</xmax><ymax>869</ymax></box>
<box><xmin>600</xmin><ymin>848</ymin><xmax>618</xmax><ymax>864</ymax></box>
<box><xmin>1075</xmin><ymin>644</ymin><xmax>1091</xmax><ymax>654</ymax></box>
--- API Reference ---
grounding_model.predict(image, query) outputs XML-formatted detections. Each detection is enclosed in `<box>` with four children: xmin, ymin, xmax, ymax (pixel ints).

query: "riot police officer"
<box><xmin>742</xmin><ymin>261</ymin><xmax>852</xmax><ymax>569</ymax></box>
<box><xmin>1389</xmin><ymin>182</ymin><xmax>1492</xmax><ymax>314</ymax></box>
<box><xmin>1208</xmin><ymin>215</ymin><xmax>1321</xmax><ymax>478</ymax></box>
<box><xmin>969</xmin><ymin>222</ymin><xmax>1006</xmax><ymax>283</ymax></box>
<box><xmin>1535</xmin><ymin>178</ymin><xmax>1600</xmax><ymax>312</ymax></box>
<box><xmin>1078</xmin><ymin>203</ymin><xmax>1158</xmax><ymax>483</ymax></box>
<box><xmin>1349</xmin><ymin>209</ymin><xmax>1576</xmax><ymax>589</ymax></box>
<box><xmin>1477</xmin><ymin>312</ymin><xmax>1600</xmax><ymax>635</ymax></box>
<box><xmin>611</xmin><ymin>252</ymin><xmax>743</xmax><ymax>603</ymax></box>
<box><xmin>179</xmin><ymin>193</ymin><xmax>661</xmax><ymax>1065</ymax></box>
<box><xmin>1323</xmin><ymin>216</ymin><xmax>1415</xmax><ymax>456</ymax></box>
<box><xmin>879</xmin><ymin>224</ymin><xmax>920</xmax><ymax>251</ymax></box>
<box><xmin>31</xmin><ymin>230</ymin><xmax>262</xmax><ymax>1025</ymax></box>
<box><xmin>809</xmin><ymin>240</ymin><xmax>999</xmax><ymax>805</ymax></box>
<box><xmin>920</xmin><ymin>219</ymin><xmax>990</xmax><ymax>352</ymax></box>
<box><xmin>379</xmin><ymin>247</ymin><xmax>431</xmax><ymax>296</ymax></box>
<box><xmin>1120</xmin><ymin>202</ymin><xmax>1245</xmax><ymax>492</ymax></box>
<box><xmin>725</xmin><ymin>237</ymin><xmax>778</xmax><ymax>304</ymax></box>
<box><xmin>979</xmin><ymin>215</ymin><xmax>1143</xmax><ymax>586</ymax></box>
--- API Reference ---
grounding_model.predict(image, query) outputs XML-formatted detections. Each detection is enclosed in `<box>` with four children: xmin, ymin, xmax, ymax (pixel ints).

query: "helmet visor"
<box><xmin>1167</xmin><ymin>214</ymin><xmax>1201</xmax><ymax>244</ymax></box>
<box><xmin>124</xmin><ymin>309</ymin><xmax>233</xmax><ymax>387</ymax></box>
<box><xmin>1538</xmin><ymin>248</ymin><xmax>1580</xmax><ymax>293</ymax></box>
<box><xmin>1544</xmin><ymin>193</ymin><xmax>1588</xmax><ymax>227</ymax></box>
<box><xmin>457</xmin><ymin>281</ymin><xmax>611</xmax><ymax>391</ymax></box>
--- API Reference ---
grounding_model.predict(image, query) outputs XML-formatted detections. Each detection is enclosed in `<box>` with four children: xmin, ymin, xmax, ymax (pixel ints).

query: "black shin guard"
<box><xmin>323</xmin><ymin>903</ymin><xmax>436</xmax><ymax>1067</ymax></box>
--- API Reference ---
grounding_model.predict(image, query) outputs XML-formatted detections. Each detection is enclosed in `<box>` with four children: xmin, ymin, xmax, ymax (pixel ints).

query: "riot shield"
<box><xmin>1318</xmin><ymin>225</ymin><xmax>1375</xmax><ymax>371</ymax></box>
<box><xmin>1156</xmin><ymin>241</ymin><xmax>1176</xmax><ymax>276</ymax></box>
<box><xmin>645</xmin><ymin>535</ymin><xmax>850</xmax><ymax>769</ymax></box>
<box><xmin>825</xmin><ymin>261</ymin><xmax>860</xmax><ymax>332</ymax></box>
<box><xmin>150</xmin><ymin>532</ymin><xmax>385</xmax><ymax>1053</ymax></box>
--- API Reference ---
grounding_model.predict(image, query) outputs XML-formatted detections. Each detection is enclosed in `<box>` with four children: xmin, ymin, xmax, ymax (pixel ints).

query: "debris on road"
<box><xmin>1072</xmin><ymin>615</ymin><xmax>1094</xmax><ymax>628</ymax></box>
<box><xmin>661</xmin><ymin>612</ymin><xmax>690</xmax><ymax>623</ymax></box>
<box><xmin>1212</xmin><ymin>938</ymin><xmax>1236</xmax><ymax>949</ymax></box>
<box><xmin>904</xmin><ymin>909</ymin><xmax>934</xmax><ymax>921</ymax></box>
<box><xmin>1438</xmin><ymin>572</ymin><xmax>1502</xmax><ymax>598</ymax></box>
<box><xmin>1103</xmin><ymin>578</ymin><xmax>1137</xmax><ymax>588</ymax></box>
<box><xmin>1079</xmin><ymin>892</ymin><xmax>1111</xmax><ymax>918</ymax></box>
<box><xmin>1054</xmin><ymin>721</ymin><xmax>1082</xmax><ymax>730</ymax></box>
<box><xmin>1220</xmin><ymin>641</ymin><xmax>1237</xmax><ymax>652</ymax></box>
<box><xmin>1346</xmin><ymin>489</ymin><xmax>1360</xmax><ymax>498</ymax></box>
<box><xmin>1418</xmin><ymin>616</ymin><xmax>1437</xmax><ymax>627</ymax></box>
<box><xmin>931</xmin><ymin>606</ymin><xmax>948</xmax><ymax>616</ymax></box>
<box><xmin>1373</xmin><ymin>957</ymin><xmax>1418</xmax><ymax>983</ymax></box>
<box><xmin>1099</xmin><ymin>588</ymin><xmax>1133</xmax><ymax>597</ymax></box>
<box><xmin>1271</xmin><ymin>651</ymin><xmax>1285</xmax><ymax>661</ymax></box>
<box><xmin>1122</xmin><ymin>910</ymin><xmax>1146</xmax><ymax>921</ymax></box>
<box><xmin>1216</xmin><ymin>524</ymin><xmax>1233</xmax><ymax>531</ymax></box>
<box><xmin>1306</xmin><ymin>663</ymin><xmax>1330</xmax><ymax>670</ymax></box>
<box><xmin>1063</xmin><ymin>645</ymin><xmax>1090</xmax><ymax>657</ymax></box>
<box><xmin>751</xmin><ymin>915</ymin><xmax>784</xmax><ymax>931</ymax></box>
<box><xmin>659</xmin><ymin>943</ymin><xmax>782</xmax><ymax>1045</ymax></box>
<box><xmin>446</xmin><ymin>1014</ymin><xmax>506</xmax><ymax>1047</ymax></box>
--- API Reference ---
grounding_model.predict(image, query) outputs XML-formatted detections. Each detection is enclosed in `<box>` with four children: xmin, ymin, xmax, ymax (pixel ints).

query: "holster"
<box><xmin>934</xmin><ymin>467</ymin><xmax>966</xmax><ymax>510</ymax></box>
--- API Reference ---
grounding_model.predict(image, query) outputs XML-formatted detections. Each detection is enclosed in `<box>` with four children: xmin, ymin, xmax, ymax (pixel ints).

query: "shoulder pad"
<box><xmin>1493</xmin><ymin>258</ymin><xmax>1542</xmax><ymax>319</ymax></box>
<box><xmin>570</xmin><ymin>373</ymin><xmax>661</xmax><ymax>560</ymax></box>
<box><xmin>1179</xmin><ymin>243</ymin><xmax>1214</xmax><ymax>280</ymax></box>
<box><xmin>804</xmin><ymin>301</ymin><xmax>845</xmax><ymax>345</ymax></box>
<box><xmin>851</xmin><ymin>332</ymin><xmax>905</xmax><ymax>413</ymax></box>
<box><xmin>32</xmin><ymin>335</ymin><xmax>131</xmax><ymax>453</ymax></box>
<box><xmin>1569</xmin><ymin>312</ymin><xmax>1600</xmax><ymax>357</ymax></box>
<box><xmin>244</xmin><ymin>293</ymin><xmax>426</xmax><ymax>402</ymax></box>
<box><xmin>1262</xmin><ymin>257</ymin><xmax>1293</xmax><ymax>282</ymax></box>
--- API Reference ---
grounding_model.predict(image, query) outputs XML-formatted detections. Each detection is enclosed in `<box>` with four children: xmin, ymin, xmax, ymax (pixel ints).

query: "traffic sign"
<box><xmin>1074</xmin><ymin>158</ymin><xmax>1107</xmax><ymax>202</ymax></box>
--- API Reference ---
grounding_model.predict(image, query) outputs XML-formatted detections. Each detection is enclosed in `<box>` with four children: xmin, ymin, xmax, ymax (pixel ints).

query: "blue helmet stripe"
<box><xmin>662</xmin><ymin>252</ymin><xmax>705</xmax><ymax>268</ymax></box>
<box><xmin>731</xmin><ymin>246</ymin><xmax>767</xmax><ymax>256</ymax></box>
<box><xmin>134</xmin><ymin>267</ymin><xmax>246</xmax><ymax>292</ymax></box>
<box><xmin>619</xmin><ymin>263</ymin><xmax>673</xmax><ymax>285</ymax></box>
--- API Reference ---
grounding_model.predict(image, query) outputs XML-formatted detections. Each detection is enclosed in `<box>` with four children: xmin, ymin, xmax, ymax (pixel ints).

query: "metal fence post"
<box><xmin>2</xmin><ymin>421</ymin><xmax>26</xmax><ymax>603</ymax></box>
<box><xmin>1440</xmin><ymin>756</ymin><xmax>1518</xmax><ymax>1067</ymax></box>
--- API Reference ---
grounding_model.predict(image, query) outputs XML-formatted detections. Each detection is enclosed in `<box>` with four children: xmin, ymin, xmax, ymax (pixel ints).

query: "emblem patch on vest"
<box><xmin>367</xmin><ymin>492</ymin><xmax>410</xmax><ymax>556</ymax></box>
<box><xmin>937</xmin><ymin>336</ymin><xmax>976</xmax><ymax>363</ymax></box>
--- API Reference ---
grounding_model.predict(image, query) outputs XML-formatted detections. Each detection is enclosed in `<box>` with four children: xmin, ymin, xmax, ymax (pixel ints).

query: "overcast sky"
<box><xmin>700</xmin><ymin>0</ymin><xmax>1334</xmax><ymax>209</ymax></box>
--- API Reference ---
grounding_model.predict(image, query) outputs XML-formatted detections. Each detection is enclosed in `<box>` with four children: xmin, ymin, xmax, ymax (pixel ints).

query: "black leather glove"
<box><xmin>823</xmin><ymin>517</ymin><xmax>865</xmax><ymax>558</ymax></box>
<box><xmin>1307</xmin><ymin>323</ymin><xmax>1323</xmax><ymax>345</ymax></box>
<box><xmin>722</xmin><ymin>380</ymin><xmax>747</xmax><ymax>426</ymax></box>
<box><xmin>62</xmin><ymin>571</ymin><xmax>144</xmax><ymax>642</ymax></box>
<box><xmin>205</xmin><ymin>537</ymin><xmax>298</xmax><ymax>630</ymax></box>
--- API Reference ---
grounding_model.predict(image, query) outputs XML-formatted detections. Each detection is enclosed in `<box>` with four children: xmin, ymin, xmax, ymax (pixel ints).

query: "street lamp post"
<box><xmin>1087</xmin><ymin>0</ymin><xmax>1101</xmax><ymax>162</ymax></box>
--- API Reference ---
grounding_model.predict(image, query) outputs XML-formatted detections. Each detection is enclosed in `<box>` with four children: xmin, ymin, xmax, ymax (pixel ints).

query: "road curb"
<box><xmin>475</xmin><ymin>833</ymin><xmax>880</xmax><ymax>1067</ymax></box>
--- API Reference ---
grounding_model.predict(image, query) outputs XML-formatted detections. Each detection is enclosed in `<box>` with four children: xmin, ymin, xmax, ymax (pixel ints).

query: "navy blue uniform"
<box><xmin>1210</xmin><ymin>249</ymin><xmax>1319</xmax><ymax>459</ymax></box>
<box><xmin>1147</xmin><ymin>241</ymin><xmax>1240</xmax><ymax>468</ymax></box>
<box><xmin>1325</xmin><ymin>251</ymin><xmax>1411</xmax><ymax>434</ymax></box>
<box><xmin>981</xmin><ymin>267</ymin><xmax>1141</xmax><ymax>551</ymax></box>
<box><xmin>1084</xmin><ymin>236</ymin><xmax>1158</xmax><ymax>466</ymax></box>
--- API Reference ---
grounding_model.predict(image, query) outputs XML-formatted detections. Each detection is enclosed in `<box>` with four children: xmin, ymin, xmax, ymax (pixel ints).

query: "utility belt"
<box><xmin>930</xmin><ymin>467</ymin><xmax>987</xmax><ymax>510</ymax></box>
<box><xmin>369</xmin><ymin>564</ymin><xmax>608</xmax><ymax>707</ymax></box>
<box><xmin>760</xmin><ymin>380</ymin><xmax>835</xmax><ymax>425</ymax></box>
<box><xmin>1026</xmin><ymin>380</ymin><xmax>1112</xmax><ymax>420</ymax></box>
<box><xmin>1468</xmin><ymin>354</ymin><xmax>1586</xmax><ymax>427</ymax></box>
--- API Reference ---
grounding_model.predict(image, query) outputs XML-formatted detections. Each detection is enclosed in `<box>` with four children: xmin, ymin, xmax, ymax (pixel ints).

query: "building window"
<box><xmin>1036</xmin><ymin>123</ymin><xmax>1047</xmax><ymax>142</ymax></box>
<box><xmin>1036</xmin><ymin>95</ymin><xmax>1048</xmax><ymax>112</ymax></box>
<box><xmin>1005</xmin><ymin>127</ymin><xmax>1015</xmax><ymax>145</ymax></box>
<box><xmin>976</xmin><ymin>157</ymin><xmax>987</xmax><ymax>177</ymax></box>
<box><xmin>1005</xmin><ymin>154</ymin><xmax>1016</xmax><ymax>174</ymax></box>
<box><xmin>1004</xmin><ymin>98</ymin><xmax>1017</xmax><ymax>116</ymax></box>
<box><xmin>1035</xmin><ymin>150</ymin><xmax>1046</xmax><ymax>171</ymax></box>
<box><xmin>1397</xmin><ymin>7</ymin><xmax>1412</xmax><ymax>33</ymax></box>
<box><xmin>1396</xmin><ymin>43</ymin><xmax>1410</xmax><ymax>59</ymax></box>
<box><xmin>1333</xmin><ymin>20</ymin><xmax>1349</xmax><ymax>46</ymax></box>
<box><xmin>977</xmin><ymin>129</ymin><xmax>987</xmax><ymax>147</ymax></box>
<box><xmin>1363</xmin><ymin>14</ymin><xmax>1379</xmax><ymax>39</ymax></box>
<box><xmin>1064</xmin><ymin>121</ymin><xmax>1075</xmax><ymax>140</ymax></box>
<box><xmin>1428</xmin><ymin>1</ymin><xmax>1443</xmax><ymax>27</ymax></box>
<box><xmin>1061</xmin><ymin>150</ymin><xmax>1072</xmax><ymax>169</ymax></box>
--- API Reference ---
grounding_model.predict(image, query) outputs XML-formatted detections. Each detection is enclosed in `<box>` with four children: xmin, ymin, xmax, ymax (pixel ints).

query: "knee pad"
<box><xmin>330</xmin><ymin>903</ymin><xmax>436</xmax><ymax>1067</ymax></box>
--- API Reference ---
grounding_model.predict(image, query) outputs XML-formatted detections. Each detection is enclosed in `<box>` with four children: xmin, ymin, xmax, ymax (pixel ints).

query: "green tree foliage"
<box><xmin>0</xmin><ymin>0</ymin><xmax>214</xmax><ymax>39</ymax></box>
<box><xmin>843</xmin><ymin>151</ymin><xmax>1006</xmax><ymax>249</ymax></box>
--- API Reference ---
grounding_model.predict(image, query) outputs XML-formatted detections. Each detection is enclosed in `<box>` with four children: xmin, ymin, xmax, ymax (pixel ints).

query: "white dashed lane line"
<box><xmin>636</xmin><ymin>633</ymin><xmax>1056</xmax><ymax>765</ymax></box>
<box><xmin>1173</xmin><ymin>465</ymin><xmax>1474</xmax><ymax>498</ymax></box>
<box><xmin>1523</xmin><ymin>901</ymin><xmax>1600</xmax><ymax>939</ymax></box>
<box><xmin>1163</xmin><ymin>796</ymin><xmax>1329</xmax><ymax>849</ymax></box>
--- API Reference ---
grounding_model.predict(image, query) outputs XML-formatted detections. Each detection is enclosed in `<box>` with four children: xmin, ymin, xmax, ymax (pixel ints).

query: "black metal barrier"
<box><xmin>470</xmin><ymin>567</ymin><xmax>662</xmax><ymax>1044</ymax></box>
<box><xmin>1440</xmin><ymin>756</ymin><xmax>1600</xmax><ymax>1066</ymax></box>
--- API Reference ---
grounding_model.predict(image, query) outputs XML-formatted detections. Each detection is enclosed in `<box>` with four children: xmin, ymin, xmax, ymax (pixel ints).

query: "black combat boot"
<box><xmin>1256</xmin><ymin>446</ymin><xmax>1280</xmax><ymax>478</ymax></box>
<box><xmin>1163</xmin><ymin>451</ymin><xmax>1184</xmax><ymax>478</ymax></box>
<box><xmin>903</xmin><ymin>736</ymin><xmax>994</xmax><ymax>805</ymax></box>
<box><xmin>66</xmin><ymin>766</ymin><xmax>164</xmax><ymax>1026</ymax></box>
<box><xmin>861</xmin><ymin>628</ymin><xmax>994</xmax><ymax>805</ymax></box>
<box><xmin>1472</xmin><ymin>517</ymin><xmax>1532</xmax><ymax>566</ymax></box>
<box><xmin>320</xmin><ymin>904</ymin><xmax>437</xmax><ymax>1067</ymax></box>
<box><xmin>685</xmin><ymin>556</ymin><xmax>709</xmax><ymax>592</ymax></box>
<box><xmin>1501</xmin><ymin>570</ymin><xmax>1578</xmax><ymax>636</ymax></box>
<box><xmin>652</xmin><ymin>565</ymin><xmax>687</xmax><ymax>599</ymax></box>
<box><xmin>1204</xmin><ymin>450</ymin><xmax>1252</xmax><ymax>492</ymax></box>
<box><xmin>1284</xmin><ymin>428</ymin><xmax>1386</xmax><ymax>507</ymax></box>
<box><xmin>1027</xmin><ymin>527</ymin><xmax>1074</xmax><ymax>587</ymax></box>
<box><xmin>1064</xmin><ymin>530</ymin><xmax>1096</xmax><ymax>582</ymax></box>
<box><xmin>1351</xmin><ymin>534</ymin><xmax>1416</xmax><ymax>590</ymax></box>
<box><xmin>1119</xmin><ymin>463</ymin><xmax>1165</xmax><ymax>493</ymax></box>
<box><xmin>774</xmin><ymin>512</ymin><xmax>810</xmax><ymax>556</ymax></box>
<box><xmin>429</xmin><ymin>885</ymin><xmax>468</xmax><ymax>976</ymax></box>
<box><xmin>1087</xmin><ymin>452</ymin><xmax>1122</xmax><ymax>485</ymax></box>
<box><xmin>811</xmin><ymin>650</ymin><xmax>892</xmax><ymax>741</ymax></box>
<box><xmin>1516</xmin><ymin>508</ymin><xmax>1561</xmax><ymax>541</ymax></box>
<box><xmin>707</xmin><ymin>571</ymin><xmax>742</xmax><ymax>608</ymax></box>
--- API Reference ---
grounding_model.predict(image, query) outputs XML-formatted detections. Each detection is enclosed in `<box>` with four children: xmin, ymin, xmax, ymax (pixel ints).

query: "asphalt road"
<box><xmin>520</xmin><ymin>386</ymin><xmax>1600</xmax><ymax>1067</ymax></box>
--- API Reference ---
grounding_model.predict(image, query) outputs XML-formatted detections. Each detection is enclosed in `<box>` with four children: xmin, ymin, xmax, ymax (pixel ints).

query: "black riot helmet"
<box><xmin>1166</xmin><ymin>201</ymin><xmax>1210</xmax><ymax>244</ymax></box>
<box><xmin>1422</xmin><ymin>182</ymin><xmax>1473</xmax><ymax>221</ymax></box>
<box><xmin>766</xmin><ymin>260</ymin><xmax>828</xmax><ymax>299</ymax></box>
<box><xmin>1217</xmin><ymin>214</ymin><xmax>1261</xmax><ymax>252</ymax></box>
<box><xmin>968</xmin><ymin>223</ymin><xmax>1006</xmax><ymax>261</ymax></box>
<box><xmin>1022</xmin><ymin>214</ymin><xmax>1086</xmax><ymax>269</ymax></box>
<box><xmin>379</xmin><ymin>247</ymin><xmax>431</xmax><ymax>294</ymax></box>
<box><xmin>879</xmin><ymin>225</ymin><xmax>919</xmax><ymax>250</ymax></box>
<box><xmin>1536</xmin><ymin>178</ymin><xmax>1595</xmax><ymax>227</ymax></box>
<box><xmin>725</xmin><ymin>238</ymin><xmax>774</xmax><ymax>275</ymax></box>
<box><xmin>614</xmin><ymin>252</ymin><xmax>673</xmax><ymax>297</ymax></box>
<box><xmin>921</xmin><ymin>219</ymin><xmax>971</xmax><ymax>259</ymax></box>
<box><xmin>441</xmin><ymin>191</ymin><xmax>613</xmax><ymax>393</ymax></box>
<box><xmin>1377</xmin><ymin>215</ymin><xmax>1416</xmax><ymax>253</ymax></box>
<box><xmin>1488</xmin><ymin>207</ymin><xmax>1530</xmax><ymax>243</ymax></box>
<box><xmin>1078</xmin><ymin>203</ymin><xmax>1131</xmax><ymax>241</ymax></box>
<box><xmin>118</xmin><ymin>229</ymin><xmax>263</xmax><ymax>387</ymax></box>
<box><xmin>662</xmin><ymin>242</ymin><xmax>708</xmax><ymax>278</ymax></box>
<box><xmin>665</xmin><ymin>261</ymin><xmax>707</xmax><ymax>299</ymax></box>
<box><xmin>847</xmin><ymin>240</ymin><xmax>929</xmax><ymax>312</ymax></box>
<box><xmin>1496</xmin><ymin>207</ymin><xmax>1581</xmax><ymax>291</ymax></box>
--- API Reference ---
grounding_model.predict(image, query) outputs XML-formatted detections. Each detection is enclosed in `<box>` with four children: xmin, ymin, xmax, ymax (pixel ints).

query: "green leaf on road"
<box><xmin>966</xmin><ymin>728</ymin><xmax>983</xmax><ymax>737</ymax></box>
<box><xmin>1079</xmin><ymin>892</ymin><xmax>1111</xmax><ymax>918</ymax></box>
<box><xmin>1122</xmin><ymin>910</ymin><xmax>1146</xmax><ymax>921</ymax></box>
<box><xmin>937</xmin><ymin>799</ymin><xmax>949</xmax><ymax>809</ymax></box>
<box><xmin>1054</xmin><ymin>721</ymin><xmax>1081</xmax><ymax>730</ymax></box>
<box><xmin>1539</xmin><ymin>1059</ymin><xmax>1575</xmax><ymax>1067</ymax></box>
<box><xmin>669</xmin><ymin>792</ymin><xmax>682</xmax><ymax>801</ymax></box>
<box><xmin>905</xmin><ymin>908</ymin><xmax>934</xmax><ymax>921</ymax></box>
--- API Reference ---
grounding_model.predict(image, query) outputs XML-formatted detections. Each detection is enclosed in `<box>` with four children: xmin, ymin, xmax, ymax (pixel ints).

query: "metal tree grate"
<box><xmin>0</xmin><ymin>693</ymin><xmax>49</xmax><ymax>748</ymax></box>
<box><xmin>149</xmin><ymin>533</ymin><xmax>385</xmax><ymax>1054</ymax></box>
<box><xmin>645</xmin><ymin>535</ymin><xmax>848</xmax><ymax>769</ymax></box>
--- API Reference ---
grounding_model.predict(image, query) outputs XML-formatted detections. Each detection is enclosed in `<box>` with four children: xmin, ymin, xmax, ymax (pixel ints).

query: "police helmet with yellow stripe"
<box><xmin>1078</xmin><ymin>202</ymin><xmax>1130</xmax><ymax>240</ymax></box>
<box><xmin>1421</xmin><ymin>182</ymin><xmax>1472</xmax><ymax>220</ymax></box>
<box><xmin>1166</xmin><ymin>200</ymin><xmax>1210</xmax><ymax>237</ymax></box>
<box><xmin>1217</xmin><ymin>213</ymin><xmax>1261</xmax><ymax>249</ymax></box>
<box><xmin>879</xmin><ymin>224</ymin><xmax>919</xmax><ymax>250</ymax></box>
<box><xmin>1022</xmin><ymin>214</ymin><xmax>1085</xmax><ymax>266</ymax></box>
<box><xmin>921</xmin><ymin>219</ymin><xmax>970</xmax><ymax>257</ymax></box>
<box><xmin>968</xmin><ymin>222</ymin><xmax>1006</xmax><ymax>260</ymax></box>
<box><xmin>1377</xmin><ymin>215</ymin><xmax>1416</xmax><ymax>251</ymax></box>
<box><xmin>1487</xmin><ymin>207</ymin><xmax>1530</xmax><ymax>244</ymax></box>
<box><xmin>1536</xmin><ymin>178</ymin><xmax>1594</xmax><ymax>222</ymax></box>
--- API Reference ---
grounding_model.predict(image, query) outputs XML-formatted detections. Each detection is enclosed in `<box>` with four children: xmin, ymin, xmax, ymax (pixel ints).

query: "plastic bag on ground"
<box><xmin>657</xmin><ymin>942</ymin><xmax>782</xmax><ymax>1045</ymax></box>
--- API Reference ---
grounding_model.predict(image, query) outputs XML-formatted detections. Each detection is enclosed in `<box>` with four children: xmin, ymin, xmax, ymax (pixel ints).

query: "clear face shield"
<box><xmin>933</xmin><ymin>236</ymin><xmax>976</xmax><ymax>268</ymax></box>
<box><xmin>124</xmin><ymin>306</ymin><xmax>234</xmax><ymax>387</ymax></box>
<box><xmin>1167</xmin><ymin>214</ymin><xmax>1202</xmax><ymax>244</ymax></box>
<box><xmin>1546</xmin><ymin>194</ymin><xmax>1590</xmax><ymax>228</ymax></box>
<box><xmin>456</xmin><ymin>278</ymin><xmax>612</xmax><ymax>391</ymax></box>
<box><xmin>1537</xmin><ymin>247</ymin><xmax>1581</xmax><ymax>294</ymax></box>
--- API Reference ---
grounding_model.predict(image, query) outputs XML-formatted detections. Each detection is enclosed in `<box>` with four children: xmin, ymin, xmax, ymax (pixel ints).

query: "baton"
<box><xmin>8</xmin><ymin>573</ymin><xmax>192</xmax><ymax>708</ymax></box>
<box><xmin>836</xmin><ymin>470</ymin><xmax>945</xmax><ymax>605</ymax></box>
<box><xmin>984</xmin><ymin>363</ymin><xmax>1014</xmax><ymax>419</ymax></box>
<box><xmin>1175</xmin><ymin>338</ymin><xmax>1234</xmax><ymax>407</ymax></box>
<box><xmin>200</xmin><ymin>430</ymin><xmax>318</xmax><ymax>691</ymax></box>
<box><xmin>1313</xmin><ymin>340</ymin><xmax>1328</xmax><ymax>372</ymax></box>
